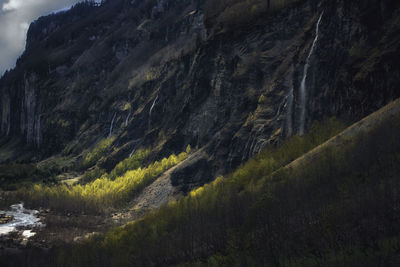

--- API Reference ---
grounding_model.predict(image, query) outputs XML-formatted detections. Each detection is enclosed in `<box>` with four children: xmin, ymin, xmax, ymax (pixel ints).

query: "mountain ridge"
<box><xmin>1</xmin><ymin>1</ymin><xmax>400</xmax><ymax>264</ymax></box>
<box><xmin>1</xmin><ymin>0</ymin><xmax>400</xmax><ymax>200</ymax></box>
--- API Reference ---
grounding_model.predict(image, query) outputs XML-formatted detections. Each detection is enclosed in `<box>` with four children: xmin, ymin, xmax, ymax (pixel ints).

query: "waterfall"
<box><xmin>299</xmin><ymin>12</ymin><xmax>324</xmax><ymax>136</ymax></box>
<box><xmin>286</xmin><ymin>85</ymin><xmax>294</xmax><ymax>136</ymax></box>
<box><xmin>125</xmin><ymin>110</ymin><xmax>132</xmax><ymax>127</ymax></box>
<box><xmin>148</xmin><ymin>95</ymin><xmax>159</xmax><ymax>130</ymax></box>
<box><xmin>35</xmin><ymin>114</ymin><xmax>43</xmax><ymax>148</ymax></box>
<box><xmin>129</xmin><ymin>139</ymin><xmax>142</xmax><ymax>157</ymax></box>
<box><xmin>286</xmin><ymin>65</ymin><xmax>295</xmax><ymax>137</ymax></box>
<box><xmin>2</xmin><ymin>95</ymin><xmax>11</xmax><ymax>136</ymax></box>
<box><xmin>6</xmin><ymin>106</ymin><xmax>11</xmax><ymax>137</ymax></box>
<box><xmin>273</xmin><ymin>97</ymin><xmax>287</xmax><ymax>121</ymax></box>
<box><xmin>25</xmin><ymin>85</ymin><xmax>36</xmax><ymax>144</ymax></box>
<box><xmin>108</xmin><ymin>112</ymin><xmax>117</xmax><ymax>137</ymax></box>
<box><xmin>165</xmin><ymin>26</ymin><xmax>169</xmax><ymax>43</ymax></box>
<box><xmin>6</xmin><ymin>118</ymin><xmax>10</xmax><ymax>137</ymax></box>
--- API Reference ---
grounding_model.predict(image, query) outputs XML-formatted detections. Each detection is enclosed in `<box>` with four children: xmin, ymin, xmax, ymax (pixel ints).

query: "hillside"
<box><xmin>3</xmin><ymin>95</ymin><xmax>400</xmax><ymax>266</ymax></box>
<box><xmin>0</xmin><ymin>0</ymin><xmax>400</xmax><ymax>265</ymax></box>
<box><xmin>1</xmin><ymin>0</ymin><xmax>400</xmax><ymax>187</ymax></box>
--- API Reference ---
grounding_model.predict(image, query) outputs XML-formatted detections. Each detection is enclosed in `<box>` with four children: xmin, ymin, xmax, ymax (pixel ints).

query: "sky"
<box><xmin>0</xmin><ymin>0</ymin><xmax>93</xmax><ymax>76</ymax></box>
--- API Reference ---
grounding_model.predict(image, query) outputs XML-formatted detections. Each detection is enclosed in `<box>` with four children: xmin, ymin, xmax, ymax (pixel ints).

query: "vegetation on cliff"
<box><xmin>204</xmin><ymin>0</ymin><xmax>303</xmax><ymax>32</ymax></box>
<box><xmin>8</xmin><ymin>116</ymin><xmax>395</xmax><ymax>266</ymax></box>
<box><xmin>24</xmin><ymin>113</ymin><xmax>396</xmax><ymax>266</ymax></box>
<box><xmin>0</xmin><ymin>0</ymin><xmax>400</xmax><ymax>266</ymax></box>
<box><xmin>17</xmin><ymin>148</ymin><xmax>189</xmax><ymax>214</ymax></box>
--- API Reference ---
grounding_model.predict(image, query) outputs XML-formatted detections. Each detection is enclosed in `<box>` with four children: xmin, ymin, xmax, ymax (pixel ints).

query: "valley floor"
<box><xmin>1</xmin><ymin>99</ymin><xmax>400</xmax><ymax>266</ymax></box>
<box><xmin>0</xmin><ymin>170</ymin><xmax>180</xmax><ymax>250</ymax></box>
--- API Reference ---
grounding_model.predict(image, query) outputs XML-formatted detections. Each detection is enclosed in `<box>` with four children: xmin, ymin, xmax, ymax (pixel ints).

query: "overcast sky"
<box><xmin>0</xmin><ymin>0</ymin><xmax>91</xmax><ymax>76</ymax></box>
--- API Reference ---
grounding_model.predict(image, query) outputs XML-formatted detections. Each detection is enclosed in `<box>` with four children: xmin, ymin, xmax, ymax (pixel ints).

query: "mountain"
<box><xmin>1</xmin><ymin>0</ymin><xmax>399</xmax><ymax>188</ymax></box>
<box><xmin>0</xmin><ymin>0</ymin><xmax>400</xmax><ymax>265</ymax></box>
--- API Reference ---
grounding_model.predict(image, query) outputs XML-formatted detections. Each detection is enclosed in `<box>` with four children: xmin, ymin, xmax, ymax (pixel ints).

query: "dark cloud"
<box><xmin>0</xmin><ymin>0</ymin><xmax>85</xmax><ymax>76</ymax></box>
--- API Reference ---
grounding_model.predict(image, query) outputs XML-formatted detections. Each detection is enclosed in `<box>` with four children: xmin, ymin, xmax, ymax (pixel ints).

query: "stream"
<box><xmin>0</xmin><ymin>203</ymin><xmax>42</xmax><ymax>239</ymax></box>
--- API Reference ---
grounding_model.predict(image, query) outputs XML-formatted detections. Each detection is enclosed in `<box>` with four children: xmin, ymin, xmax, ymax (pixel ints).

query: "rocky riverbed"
<box><xmin>0</xmin><ymin>214</ymin><xmax>13</xmax><ymax>224</ymax></box>
<box><xmin>0</xmin><ymin>203</ymin><xmax>43</xmax><ymax>250</ymax></box>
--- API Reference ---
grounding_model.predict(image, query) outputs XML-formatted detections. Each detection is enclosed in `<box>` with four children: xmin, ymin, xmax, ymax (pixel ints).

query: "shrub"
<box><xmin>82</xmin><ymin>166</ymin><xmax>107</xmax><ymax>184</ymax></box>
<box><xmin>109</xmin><ymin>149</ymin><xmax>150</xmax><ymax>180</ymax></box>
<box><xmin>81</xmin><ymin>137</ymin><xmax>116</xmax><ymax>169</ymax></box>
<box><xmin>11</xmin><ymin>115</ymin><xmax>400</xmax><ymax>266</ymax></box>
<box><xmin>20</xmin><ymin>151</ymin><xmax>189</xmax><ymax>213</ymax></box>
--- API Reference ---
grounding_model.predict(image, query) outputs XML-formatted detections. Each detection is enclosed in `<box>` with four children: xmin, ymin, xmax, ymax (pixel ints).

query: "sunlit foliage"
<box><xmin>232</xmin><ymin>118</ymin><xmax>346</xmax><ymax>188</ymax></box>
<box><xmin>20</xmin><ymin>150</ymin><xmax>188</xmax><ymax>213</ymax></box>
<box><xmin>82</xmin><ymin>166</ymin><xmax>106</xmax><ymax>184</ymax></box>
<box><xmin>90</xmin><ymin>115</ymin><xmax>400</xmax><ymax>266</ymax></box>
<box><xmin>109</xmin><ymin>149</ymin><xmax>150</xmax><ymax>180</ymax></box>
<box><xmin>7</xmin><ymin>116</ymin><xmax>400</xmax><ymax>266</ymax></box>
<box><xmin>81</xmin><ymin>137</ymin><xmax>116</xmax><ymax>169</ymax></box>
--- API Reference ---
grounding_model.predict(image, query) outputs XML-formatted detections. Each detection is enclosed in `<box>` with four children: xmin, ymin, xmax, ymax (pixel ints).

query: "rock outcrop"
<box><xmin>1</xmin><ymin>0</ymin><xmax>400</xmax><ymax>191</ymax></box>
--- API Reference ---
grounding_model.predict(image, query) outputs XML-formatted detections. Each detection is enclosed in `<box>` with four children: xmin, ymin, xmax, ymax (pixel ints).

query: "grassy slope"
<box><xmin>15</xmin><ymin>150</ymin><xmax>189</xmax><ymax>214</ymax></box>
<box><xmin>5</xmin><ymin>98</ymin><xmax>400</xmax><ymax>266</ymax></box>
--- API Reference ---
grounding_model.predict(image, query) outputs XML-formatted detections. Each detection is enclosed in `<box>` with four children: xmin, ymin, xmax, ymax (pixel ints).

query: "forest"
<box><xmin>2</xmin><ymin>113</ymin><xmax>399</xmax><ymax>266</ymax></box>
<box><xmin>14</xmin><ymin>147</ymin><xmax>189</xmax><ymax>214</ymax></box>
<box><xmin>1</xmin><ymin>0</ymin><xmax>400</xmax><ymax>266</ymax></box>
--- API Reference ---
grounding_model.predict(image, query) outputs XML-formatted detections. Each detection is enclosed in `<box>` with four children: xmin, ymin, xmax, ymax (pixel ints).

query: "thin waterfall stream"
<box><xmin>148</xmin><ymin>95</ymin><xmax>159</xmax><ymax>130</ymax></box>
<box><xmin>125</xmin><ymin>110</ymin><xmax>132</xmax><ymax>127</ymax></box>
<box><xmin>299</xmin><ymin>12</ymin><xmax>324</xmax><ymax>135</ymax></box>
<box><xmin>108</xmin><ymin>112</ymin><xmax>117</xmax><ymax>137</ymax></box>
<box><xmin>286</xmin><ymin>83</ymin><xmax>294</xmax><ymax>137</ymax></box>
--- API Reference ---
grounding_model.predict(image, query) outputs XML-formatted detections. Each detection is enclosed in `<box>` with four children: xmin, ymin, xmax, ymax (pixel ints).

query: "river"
<box><xmin>0</xmin><ymin>203</ymin><xmax>42</xmax><ymax>239</ymax></box>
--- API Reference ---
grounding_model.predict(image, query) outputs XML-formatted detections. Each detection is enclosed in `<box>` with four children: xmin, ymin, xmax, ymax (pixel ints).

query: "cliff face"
<box><xmin>1</xmin><ymin>0</ymin><xmax>400</xmax><ymax>189</ymax></box>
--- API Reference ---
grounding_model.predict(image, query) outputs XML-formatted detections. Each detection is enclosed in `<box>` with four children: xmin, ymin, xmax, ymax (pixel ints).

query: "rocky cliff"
<box><xmin>1</xmin><ymin>0</ymin><xmax>400</xmax><ymax>190</ymax></box>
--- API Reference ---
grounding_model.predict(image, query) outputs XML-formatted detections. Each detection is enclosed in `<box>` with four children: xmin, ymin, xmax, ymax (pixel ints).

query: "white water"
<box><xmin>0</xmin><ymin>203</ymin><xmax>42</xmax><ymax>237</ymax></box>
<box><xmin>125</xmin><ymin>110</ymin><xmax>132</xmax><ymax>127</ymax></box>
<box><xmin>129</xmin><ymin>139</ymin><xmax>142</xmax><ymax>157</ymax></box>
<box><xmin>299</xmin><ymin>12</ymin><xmax>324</xmax><ymax>136</ymax></box>
<box><xmin>108</xmin><ymin>112</ymin><xmax>117</xmax><ymax>137</ymax></box>
<box><xmin>22</xmin><ymin>230</ymin><xmax>36</xmax><ymax>238</ymax></box>
<box><xmin>148</xmin><ymin>95</ymin><xmax>159</xmax><ymax>130</ymax></box>
<box><xmin>35</xmin><ymin>114</ymin><xmax>43</xmax><ymax>148</ymax></box>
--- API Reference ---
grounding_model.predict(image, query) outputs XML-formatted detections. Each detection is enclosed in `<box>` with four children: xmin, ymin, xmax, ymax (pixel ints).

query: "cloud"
<box><xmin>2</xmin><ymin>0</ymin><xmax>23</xmax><ymax>11</ymax></box>
<box><xmin>0</xmin><ymin>0</ymin><xmax>84</xmax><ymax>76</ymax></box>
<box><xmin>2</xmin><ymin>0</ymin><xmax>44</xmax><ymax>11</ymax></box>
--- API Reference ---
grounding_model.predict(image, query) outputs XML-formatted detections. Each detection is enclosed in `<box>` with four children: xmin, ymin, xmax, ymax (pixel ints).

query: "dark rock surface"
<box><xmin>1</xmin><ymin>0</ymin><xmax>400</xmax><ymax>190</ymax></box>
